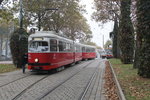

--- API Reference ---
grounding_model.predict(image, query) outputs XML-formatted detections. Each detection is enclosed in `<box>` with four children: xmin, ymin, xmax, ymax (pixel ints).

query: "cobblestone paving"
<box><xmin>0</xmin><ymin>74</ymin><xmax>47</xmax><ymax>100</ymax></box>
<box><xmin>82</xmin><ymin>60</ymin><xmax>106</xmax><ymax>100</ymax></box>
<box><xmin>41</xmin><ymin>59</ymin><xmax>105</xmax><ymax>100</ymax></box>
<box><xmin>0</xmin><ymin>59</ymin><xmax>106</xmax><ymax>100</ymax></box>
<box><xmin>0</xmin><ymin>70</ymin><xmax>30</xmax><ymax>87</ymax></box>
<box><xmin>15</xmin><ymin>60</ymin><xmax>94</xmax><ymax>100</ymax></box>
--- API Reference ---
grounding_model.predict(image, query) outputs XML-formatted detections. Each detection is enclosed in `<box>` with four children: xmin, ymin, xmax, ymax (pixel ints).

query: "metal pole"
<box><xmin>103</xmin><ymin>35</ymin><xmax>104</xmax><ymax>48</ymax></box>
<box><xmin>0</xmin><ymin>35</ymin><xmax>3</xmax><ymax>58</ymax></box>
<box><xmin>19</xmin><ymin>0</ymin><xmax>23</xmax><ymax>28</ymax></box>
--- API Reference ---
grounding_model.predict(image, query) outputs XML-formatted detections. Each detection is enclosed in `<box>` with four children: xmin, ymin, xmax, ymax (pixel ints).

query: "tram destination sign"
<box><xmin>33</xmin><ymin>37</ymin><xmax>43</xmax><ymax>40</ymax></box>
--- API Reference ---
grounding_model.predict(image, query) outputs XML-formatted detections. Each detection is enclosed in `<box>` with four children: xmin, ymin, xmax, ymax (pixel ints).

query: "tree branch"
<box><xmin>0</xmin><ymin>0</ymin><xmax>3</xmax><ymax>5</ymax></box>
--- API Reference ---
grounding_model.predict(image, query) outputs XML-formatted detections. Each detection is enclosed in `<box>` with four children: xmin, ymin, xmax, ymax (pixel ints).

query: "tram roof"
<box><xmin>30</xmin><ymin>31</ymin><xmax>60</xmax><ymax>38</ymax></box>
<box><xmin>29</xmin><ymin>31</ymin><xmax>73</xmax><ymax>42</ymax></box>
<box><xmin>29</xmin><ymin>31</ymin><xmax>96</xmax><ymax>48</ymax></box>
<box><xmin>80</xmin><ymin>44</ymin><xmax>96</xmax><ymax>49</ymax></box>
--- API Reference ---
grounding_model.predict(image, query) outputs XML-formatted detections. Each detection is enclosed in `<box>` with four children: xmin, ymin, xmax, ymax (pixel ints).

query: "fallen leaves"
<box><xmin>128</xmin><ymin>85</ymin><xmax>147</xmax><ymax>99</ymax></box>
<box><xmin>109</xmin><ymin>59</ymin><xmax>150</xmax><ymax>100</ymax></box>
<box><xmin>104</xmin><ymin>61</ymin><xmax>119</xmax><ymax>100</ymax></box>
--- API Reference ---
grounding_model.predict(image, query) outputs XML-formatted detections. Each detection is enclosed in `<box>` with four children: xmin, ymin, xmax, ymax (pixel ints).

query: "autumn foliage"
<box><xmin>136</xmin><ymin>0</ymin><xmax>150</xmax><ymax>78</ymax></box>
<box><xmin>10</xmin><ymin>28</ymin><xmax>28</xmax><ymax>68</ymax></box>
<box><xmin>104</xmin><ymin>61</ymin><xmax>119</xmax><ymax>100</ymax></box>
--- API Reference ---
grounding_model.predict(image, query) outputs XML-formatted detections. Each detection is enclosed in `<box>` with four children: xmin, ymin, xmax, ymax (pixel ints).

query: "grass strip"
<box><xmin>109</xmin><ymin>59</ymin><xmax>150</xmax><ymax>100</ymax></box>
<box><xmin>0</xmin><ymin>64</ymin><xmax>18</xmax><ymax>73</ymax></box>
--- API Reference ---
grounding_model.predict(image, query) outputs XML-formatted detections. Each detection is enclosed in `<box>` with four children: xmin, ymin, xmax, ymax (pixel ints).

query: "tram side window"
<box><xmin>63</xmin><ymin>42</ymin><xmax>66</xmax><ymax>51</ymax></box>
<box><xmin>89</xmin><ymin>48</ymin><xmax>94</xmax><ymax>52</ymax></box>
<box><xmin>59</xmin><ymin>41</ymin><xmax>67</xmax><ymax>52</ymax></box>
<box><xmin>92</xmin><ymin>48</ymin><xmax>95</xmax><ymax>52</ymax></box>
<box><xmin>50</xmin><ymin>39</ymin><xmax>57</xmax><ymax>52</ymax></box>
<box><xmin>82</xmin><ymin>47</ymin><xmax>85</xmax><ymax>52</ymax></box>
<box><xmin>79</xmin><ymin>46</ymin><xmax>82</xmax><ymax>52</ymax></box>
<box><xmin>59</xmin><ymin>41</ymin><xmax>63</xmax><ymax>51</ymax></box>
<box><xmin>76</xmin><ymin>46</ymin><xmax>78</xmax><ymax>52</ymax></box>
<box><xmin>66</xmin><ymin>43</ymin><xmax>71</xmax><ymax>52</ymax></box>
<box><xmin>76</xmin><ymin>45</ymin><xmax>80</xmax><ymax>52</ymax></box>
<box><xmin>75</xmin><ymin>46</ymin><xmax>77</xmax><ymax>52</ymax></box>
<box><xmin>68</xmin><ymin>43</ymin><xmax>71</xmax><ymax>51</ymax></box>
<box><xmin>86</xmin><ymin>48</ymin><xmax>90</xmax><ymax>52</ymax></box>
<box><xmin>70</xmin><ymin>44</ymin><xmax>74</xmax><ymax>52</ymax></box>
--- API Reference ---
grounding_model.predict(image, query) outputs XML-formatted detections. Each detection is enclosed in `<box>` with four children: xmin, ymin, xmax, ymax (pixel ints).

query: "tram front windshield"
<box><xmin>29</xmin><ymin>41</ymin><xmax>49</xmax><ymax>52</ymax></box>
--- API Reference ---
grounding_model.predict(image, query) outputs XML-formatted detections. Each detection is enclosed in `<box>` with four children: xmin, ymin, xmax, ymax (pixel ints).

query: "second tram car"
<box><xmin>81</xmin><ymin>44</ymin><xmax>96</xmax><ymax>60</ymax></box>
<box><xmin>28</xmin><ymin>31</ymin><xmax>96</xmax><ymax>71</ymax></box>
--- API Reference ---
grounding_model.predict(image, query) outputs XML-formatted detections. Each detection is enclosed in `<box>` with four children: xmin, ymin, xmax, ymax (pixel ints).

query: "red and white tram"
<box><xmin>81</xmin><ymin>44</ymin><xmax>96</xmax><ymax>60</ymax></box>
<box><xmin>74</xmin><ymin>43</ymin><xmax>82</xmax><ymax>63</ymax></box>
<box><xmin>28</xmin><ymin>31</ymin><xmax>74</xmax><ymax>70</ymax></box>
<box><xmin>27</xmin><ymin>31</ymin><xmax>96</xmax><ymax>71</ymax></box>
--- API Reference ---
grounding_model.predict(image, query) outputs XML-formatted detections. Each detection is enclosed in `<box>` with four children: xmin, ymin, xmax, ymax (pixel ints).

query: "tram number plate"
<box><xmin>34</xmin><ymin>66</ymin><xmax>41</xmax><ymax>69</ymax></box>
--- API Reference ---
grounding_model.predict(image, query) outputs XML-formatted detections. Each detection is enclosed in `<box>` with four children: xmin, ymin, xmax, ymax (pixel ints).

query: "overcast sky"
<box><xmin>80</xmin><ymin>0</ymin><xmax>114</xmax><ymax>48</ymax></box>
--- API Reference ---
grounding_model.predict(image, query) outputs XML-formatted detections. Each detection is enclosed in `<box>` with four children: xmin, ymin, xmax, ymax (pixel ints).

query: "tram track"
<box><xmin>0</xmin><ymin>61</ymin><xmax>86</xmax><ymax>89</ymax></box>
<box><xmin>0</xmin><ymin>70</ymin><xmax>53</xmax><ymax>88</ymax></box>
<box><xmin>39</xmin><ymin>59</ymin><xmax>103</xmax><ymax>100</ymax></box>
<box><xmin>3</xmin><ymin>60</ymin><xmax>94</xmax><ymax>100</ymax></box>
<box><xmin>35</xmin><ymin>60</ymin><xmax>97</xmax><ymax>100</ymax></box>
<box><xmin>36</xmin><ymin>60</ymin><xmax>101</xmax><ymax>100</ymax></box>
<box><xmin>79</xmin><ymin>68</ymin><xmax>98</xmax><ymax>100</ymax></box>
<box><xmin>12</xmin><ymin>75</ymin><xmax>49</xmax><ymax>100</ymax></box>
<box><xmin>79</xmin><ymin>60</ymin><xmax>104</xmax><ymax>100</ymax></box>
<box><xmin>0</xmin><ymin>74</ymin><xmax>31</xmax><ymax>88</ymax></box>
<box><xmin>0</xmin><ymin>60</ymin><xmax>99</xmax><ymax>100</ymax></box>
<box><xmin>0</xmin><ymin>74</ymin><xmax>50</xmax><ymax>100</ymax></box>
<box><xmin>0</xmin><ymin>60</ymin><xmax>85</xmax><ymax>89</ymax></box>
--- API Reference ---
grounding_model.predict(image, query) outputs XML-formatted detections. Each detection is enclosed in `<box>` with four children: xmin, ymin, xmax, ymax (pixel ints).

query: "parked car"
<box><xmin>106</xmin><ymin>52</ymin><xmax>113</xmax><ymax>59</ymax></box>
<box><xmin>100</xmin><ymin>51</ymin><xmax>107</xmax><ymax>59</ymax></box>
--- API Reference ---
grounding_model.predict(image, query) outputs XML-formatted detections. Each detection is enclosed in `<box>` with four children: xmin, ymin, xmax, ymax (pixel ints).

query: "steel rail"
<box><xmin>36</xmin><ymin>60</ymin><xmax>96</xmax><ymax>100</ymax></box>
<box><xmin>79</xmin><ymin>60</ymin><xmax>102</xmax><ymax>100</ymax></box>
<box><xmin>0</xmin><ymin>74</ymin><xmax>31</xmax><ymax>88</ymax></box>
<box><xmin>12</xmin><ymin>75</ymin><xmax>49</xmax><ymax>100</ymax></box>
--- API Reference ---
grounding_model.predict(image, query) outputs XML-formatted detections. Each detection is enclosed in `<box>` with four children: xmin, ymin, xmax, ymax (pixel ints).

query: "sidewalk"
<box><xmin>0</xmin><ymin>61</ymin><xmax>13</xmax><ymax>64</ymax></box>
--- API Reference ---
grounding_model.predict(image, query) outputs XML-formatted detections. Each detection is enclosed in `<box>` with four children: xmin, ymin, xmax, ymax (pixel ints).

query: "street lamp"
<box><xmin>103</xmin><ymin>34</ymin><xmax>104</xmax><ymax>48</ymax></box>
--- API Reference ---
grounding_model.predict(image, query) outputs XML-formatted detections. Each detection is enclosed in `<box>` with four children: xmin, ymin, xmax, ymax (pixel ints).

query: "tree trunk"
<box><xmin>119</xmin><ymin>0</ymin><xmax>134</xmax><ymax>64</ymax></box>
<box><xmin>38</xmin><ymin>12</ymin><xmax>41</xmax><ymax>31</ymax></box>
<box><xmin>112</xmin><ymin>19</ymin><xmax>120</xmax><ymax>58</ymax></box>
<box><xmin>10</xmin><ymin>28</ymin><xmax>28</xmax><ymax>68</ymax></box>
<box><xmin>133</xmin><ymin>33</ymin><xmax>142</xmax><ymax>68</ymax></box>
<box><xmin>117</xmin><ymin>32</ymin><xmax>121</xmax><ymax>58</ymax></box>
<box><xmin>0</xmin><ymin>34</ymin><xmax>3</xmax><ymax>59</ymax></box>
<box><xmin>137</xmin><ymin>0</ymin><xmax>150</xmax><ymax>78</ymax></box>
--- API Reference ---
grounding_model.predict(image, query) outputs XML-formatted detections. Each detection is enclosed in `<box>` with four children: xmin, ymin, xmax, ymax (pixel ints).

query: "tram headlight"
<box><xmin>35</xmin><ymin>58</ymin><xmax>39</xmax><ymax>63</ymax></box>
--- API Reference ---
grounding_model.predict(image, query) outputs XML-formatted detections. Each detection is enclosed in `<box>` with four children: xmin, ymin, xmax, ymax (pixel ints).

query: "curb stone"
<box><xmin>108</xmin><ymin>60</ymin><xmax>126</xmax><ymax>100</ymax></box>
